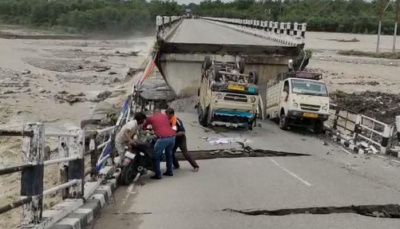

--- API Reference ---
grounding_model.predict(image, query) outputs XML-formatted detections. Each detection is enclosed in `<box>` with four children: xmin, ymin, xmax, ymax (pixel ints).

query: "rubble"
<box><xmin>169</xmin><ymin>95</ymin><xmax>198</xmax><ymax>113</ymax></box>
<box><xmin>332</xmin><ymin>90</ymin><xmax>400</xmax><ymax>124</ymax></box>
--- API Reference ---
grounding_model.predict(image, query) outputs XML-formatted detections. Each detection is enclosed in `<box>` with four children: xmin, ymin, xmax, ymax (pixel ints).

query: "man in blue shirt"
<box><xmin>166</xmin><ymin>108</ymin><xmax>199</xmax><ymax>172</ymax></box>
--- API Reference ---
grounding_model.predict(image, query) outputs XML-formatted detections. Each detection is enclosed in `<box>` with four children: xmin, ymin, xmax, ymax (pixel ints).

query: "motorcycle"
<box><xmin>119</xmin><ymin>131</ymin><xmax>156</xmax><ymax>185</ymax></box>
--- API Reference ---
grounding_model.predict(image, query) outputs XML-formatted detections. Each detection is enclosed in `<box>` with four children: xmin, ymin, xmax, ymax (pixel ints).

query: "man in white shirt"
<box><xmin>115</xmin><ymin>112</ymin><xmax>147</xmax><ymax>160</ymax></box>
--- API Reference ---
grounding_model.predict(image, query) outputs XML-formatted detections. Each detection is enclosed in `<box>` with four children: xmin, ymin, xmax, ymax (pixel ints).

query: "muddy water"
<box><xmin>0</xmin><ymin>35</ymin><xmax>154</xmax><ymax>228</ymax></box>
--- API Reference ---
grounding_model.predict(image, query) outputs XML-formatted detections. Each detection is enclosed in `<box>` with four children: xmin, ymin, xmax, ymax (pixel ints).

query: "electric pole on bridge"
<box><xmin>376</xmin><ymin>0</ymin><xmax>385</xmax><ymax>53</ymax></box>
<box><xmin>394</xmin><ymin>0</ymin><xmax>399</xmax><ymax>52</ymax></box>
<box><xmin>376</xmin><ymin>0</ymin><xmax>399</xmax><ymax>53</ymax></box>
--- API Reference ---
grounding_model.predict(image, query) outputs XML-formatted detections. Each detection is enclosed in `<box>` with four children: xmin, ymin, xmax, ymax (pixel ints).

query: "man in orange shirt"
<box><xmin>166</xmin><ymin>108</ymin><xmax>199</xmax><ymax>172</ymax></box>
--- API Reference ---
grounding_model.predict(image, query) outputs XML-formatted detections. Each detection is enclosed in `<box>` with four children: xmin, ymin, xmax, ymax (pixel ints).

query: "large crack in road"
<box><xmin>223</xmin><ymin>204</ymin><xmax>400</xmax><ymax>218</ymax></box>
<box><xmin>174</xmin><ymin>146</ymin><xmax>310</xmax><ymax>161</ymax></box>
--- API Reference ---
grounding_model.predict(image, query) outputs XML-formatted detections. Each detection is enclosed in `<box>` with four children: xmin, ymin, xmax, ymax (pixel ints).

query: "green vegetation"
<box><xmin>0</xmin><ymin>0</ymin><xmax>398</xmax><ymax>36</ymax></box>
<box><xmin>193</xmin><ymin>0</ymin><xmax>399</xmax><ymax>35</ymax></box>
<box><xmin>0</xmin><ymin>0</ymin><xmax>183</xmax><ymax>35</ymax></box>
<box><xmin>338</xmin><ymin>50</ymin><xmax>400</xmax><ymax>59</ymax></box>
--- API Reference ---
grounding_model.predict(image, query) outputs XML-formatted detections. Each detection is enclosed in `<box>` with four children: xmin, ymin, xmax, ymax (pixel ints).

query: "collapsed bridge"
<box><xmin>154</xmin><ymin>16</ymin><xmax>309</xmax><ymax>114</ymax></box>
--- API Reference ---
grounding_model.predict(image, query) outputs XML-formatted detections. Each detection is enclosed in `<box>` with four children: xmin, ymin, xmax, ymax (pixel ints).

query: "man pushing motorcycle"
<box><xmin>115</xmin><ymin>112</ymin><xmax>147</xmax><ymax>164</ymax></box>
<box><xmin>142</xmin><ymin>108</ymin><xmax>176</xmax><ymax>180</ymax></box>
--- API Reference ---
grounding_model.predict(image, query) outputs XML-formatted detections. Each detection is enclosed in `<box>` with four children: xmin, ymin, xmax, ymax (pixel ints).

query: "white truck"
<box><xmin>265</xmin><ymin>68</ymin><xmax>329</xmax><ymax>133</ymax></box>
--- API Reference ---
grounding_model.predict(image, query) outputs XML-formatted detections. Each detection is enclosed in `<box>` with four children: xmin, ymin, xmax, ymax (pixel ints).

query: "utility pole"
<box><xmin>394</xmin><ymin>0</ymin><xmax>399</xmax><ymax>52</ymax></box>
<box><xmin>377</xmin><ymin>0</ymin><xmax>385</xmax><ymax>53</ymax></box>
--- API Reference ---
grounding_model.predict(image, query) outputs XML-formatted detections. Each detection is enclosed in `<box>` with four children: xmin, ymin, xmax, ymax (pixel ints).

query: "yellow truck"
<box><xmin>197</xmin><ymin>56</ymin><xmax>259</xmax><ymax>130</ymax></box>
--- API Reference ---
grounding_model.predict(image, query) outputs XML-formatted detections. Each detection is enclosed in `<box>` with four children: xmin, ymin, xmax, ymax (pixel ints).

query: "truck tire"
<box><xmin>279</xmin><ymin>113</ymin><xmax>289</xmax><ymax>130</ymax></box>
<box><xmin>313</xmin><ymin>121</ymin><xmax>324</xmax><ymax>134</ymax></box>
<box><xmin>248</xmin><ymin>70</ymin><xmax>259</xmax><ymax>85</ymax></box>
<box><xmin>204</xmin><ymin>56</ymin><xmax>212</xmax><ymax>70</ymax></box>
<box><xmin>248</xmin><ymin>122</ymin><xmax>253</xmax><ymax>130</ymax></box>
<box><xmin>237</xmin><ymin>58</ymin><xmax>245</xmax><ymax>73</ymax></box>
<box><xmin>198</xmin><ymin>106</ymin><xmax>208</xmax><ymax>127</ymax></box>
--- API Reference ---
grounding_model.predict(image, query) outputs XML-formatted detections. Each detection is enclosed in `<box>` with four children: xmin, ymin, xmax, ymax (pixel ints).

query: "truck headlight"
<box><xmin>322</xmin><ymin>106</ymin><xmax>328</xmax><ymax>111</ymax></box>
<box><xmin>216</xmin><ymin>93</ymin><xmax>223</xmax><ymax>100</ymax></box>
<box><xmin>250</xmin><ymin>96</ymin><xmax>256</xmax><ymax>103</ymax></box>
<box><xmin>293</xmin><ymin>102</ymin><xmax>298</xmax><ymax>108</ymax></box>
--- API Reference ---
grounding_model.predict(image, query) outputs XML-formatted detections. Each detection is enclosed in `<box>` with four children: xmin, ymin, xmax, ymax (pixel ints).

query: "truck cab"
<box><xmin>197</xmin><ymin>56</ymin><xmax>259</xmax><ymax>130</ymax></box>
<box><xmin>266</xmin><ymin>71</ymin><xmax>329</xmax><ymax>133</ymax></box>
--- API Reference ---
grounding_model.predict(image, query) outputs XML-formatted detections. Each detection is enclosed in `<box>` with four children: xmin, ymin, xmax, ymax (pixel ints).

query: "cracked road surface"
<box><xmin>91</xmin><ymin>113</ymin><xmax>400</xmax><ymax>229</ymax></box>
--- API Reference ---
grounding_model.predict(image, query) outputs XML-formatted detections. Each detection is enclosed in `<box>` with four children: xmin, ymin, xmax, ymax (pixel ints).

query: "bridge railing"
<box><xmin>201</xmin><ymin>17</ymin><xmax>306</xmax><ymax>46</ymax></box>
<box><xmin>0</xmin><ymin>122</ymin><xmax>115</xmax><ymax>227</ymax></box>
<box><xmin>327</xmin><ymin>104</ymin><xmax>393</xmax><ymax>154</ymax></box>
<box><xmin>156</xmin><ymin>15</ymin><xmax>183</xmax><ymax>40</ymax></box>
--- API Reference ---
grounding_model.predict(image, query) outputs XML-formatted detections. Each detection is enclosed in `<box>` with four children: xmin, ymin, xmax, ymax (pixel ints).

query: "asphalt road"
<box><xmin>168</xmin><ymin>19</ymin><xmax>285</xmax><ymax>46</ymax></box>
<box><xmin>91</xmin><ymin>113</ymin><xmax>400</xmax><ymax>229</ymax></box>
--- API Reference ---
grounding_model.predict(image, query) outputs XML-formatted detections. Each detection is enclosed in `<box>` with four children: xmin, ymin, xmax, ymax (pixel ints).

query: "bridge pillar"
<box><xmin>67</xmin><ymin>128</ymin><xmax>84</xmax><ymax>198</ymax></box>
<box><xmin>58</xmin><ymin>136</ymin><xmax>69</xmax><ymax>199</ymax></box>
<box><xmin>156</xmin><ymin>15</ymin><xmax>163</xmax><ymax>34</ymax></box>
<box><xmin>20</xmin><ymin>123</ymin><xmax>45</xmax><ymax>225</ymax></box>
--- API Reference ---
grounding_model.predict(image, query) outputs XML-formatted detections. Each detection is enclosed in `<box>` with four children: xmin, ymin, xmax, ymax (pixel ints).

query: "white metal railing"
<box><xmin>328</xmin><ymin>104</ymin><xmax>393</xmax><ymax>154</ymax></box>
<box><xmin>156</xmin><ymin>15</ymin><xmax>183</xmax><ymax>40</ymax></box>
<box><xmin>201</xmin><ymin>17</ymin><xmax>307</xmax><ymax>46</ymax></box>
<box><xmin>0</xmin><ymin>123</ymin><xmax>116</xmax><ymax>227</ymax></box>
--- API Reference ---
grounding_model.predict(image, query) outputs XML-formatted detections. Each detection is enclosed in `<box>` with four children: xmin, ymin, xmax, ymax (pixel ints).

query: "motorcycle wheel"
<box><xmin>120</xmin><ymin>165</ymin><xmax>138</xmax><ymax>185</ymax></box>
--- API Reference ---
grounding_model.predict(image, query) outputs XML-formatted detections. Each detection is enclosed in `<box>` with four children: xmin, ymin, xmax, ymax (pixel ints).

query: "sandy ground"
<box><xmin>305</xmin><ymin>32</ymin><xmax>400</xmax><ymax>94</ymax></box>
<box><xmin>0</xmin><ymin>32</ymin><xmax>155</xmax><ymax>228</ymax></box>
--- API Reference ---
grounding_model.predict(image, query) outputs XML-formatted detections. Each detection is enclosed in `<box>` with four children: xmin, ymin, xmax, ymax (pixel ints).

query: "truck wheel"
<box><xmin>279</xmin><ymin>113</ymin><xmax>289</xmax><ymax>130</ymax></box>
<box><xmin>204</xmin><ymin>56</ymin><xmax>212</xmax><ymax>70</ymax></box>
<box><xmin>237</xmin><ymin>58</ymin><xmax>245</xmax><ymax>73</ymax></box>
<box><xmin>313</xmin><ymin>121</ymin><xmax>324</xmax><ymax>134</ymax></box>
<box><xmin>198</xmin><ymin>106</ymin><xmax>208</xmax><ymax>127</ymax></box>
<box><xmin>248</xmin><ymin>71</ymin><xmax>259</xmax><ymax>85</ymax></box>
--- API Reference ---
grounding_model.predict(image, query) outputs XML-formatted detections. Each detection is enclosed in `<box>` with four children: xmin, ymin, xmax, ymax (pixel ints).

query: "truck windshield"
<box><xmin>291</xmin><ymin>79</ymin><xmax>328</xmax><ymax>96</ymax></box>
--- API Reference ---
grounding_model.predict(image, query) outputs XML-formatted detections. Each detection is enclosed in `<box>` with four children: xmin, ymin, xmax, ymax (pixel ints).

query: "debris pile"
<box><xmin>169</xmin><ymin>95</ymin><xmax>198</xmax><ymax>113</ymax></box>
<box><xmin>332</xmin><ymin>90</ymin><xmax>400</xmax><ymax>124</ymax></box>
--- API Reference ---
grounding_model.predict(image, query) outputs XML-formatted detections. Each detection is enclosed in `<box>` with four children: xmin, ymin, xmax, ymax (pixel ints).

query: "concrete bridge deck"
<box><xmin>89</xmin><ymin>17</ymin><xmax>400</xmax><ymax>229</ymax></box>
<box><xmin>91</xmin><ymin>113</ymin><xmax>400</xmax><ymax>229</ymax></box>
<box><xmin>169</xmin><ymin>19</ymin><xmax>287</xmax><ymax>46</ymax></box>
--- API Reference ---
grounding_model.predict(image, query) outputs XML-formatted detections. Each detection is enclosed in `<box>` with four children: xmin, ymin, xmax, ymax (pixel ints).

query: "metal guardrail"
<box><xmin>201</xmin><ymin>17</ymin><xmax>307</xmax><ymax>46</ymax></box>
<box><xmin>328</xmin><ymin>104</ymin><xmax>392</xmax><ymax>154</ymax></box>
<box><xmin>0</xmin><ymin>123</ymin><xmax>116</xmax><ymax>227</ymax></box>
<box><xmin>156</xmin><ymin>15</ymin><xmax>183</xmax><ymax>40</ymax></box>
